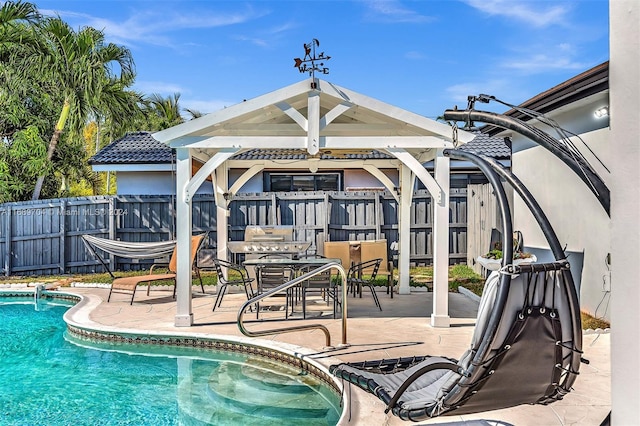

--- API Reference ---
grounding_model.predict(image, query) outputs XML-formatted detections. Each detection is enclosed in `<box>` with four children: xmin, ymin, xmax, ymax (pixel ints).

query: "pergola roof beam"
<box><xmin>228</xmin><ymin>164</ymin><xmax>265</xmax><ymax>198</ymax></box>
<box><xmin>363</xmin><ymin>164</ymin><xmax>399</xmax><ymax>203</ymax></box>
<box><xmin>184</xmin><ymin>148</ymin><xmax>239</xmax><ymax>202</ymax></box>
<box><xmin>169</xmin><ymin>135</ymin><xmax>456</xmax><ymax>150</ymax></box>
<box><xmin>275</xmin><ymin>101</ymin><xmax>307</xmax><ymax>130</ymax></box>
<box><xmin>321</xmin><ymin>101</ymin><xmax>354</xmax><ymax>129</ymax></box>
<box><xmin>386</xmin><ymin>147</ymin><xmax>444</xmax><ymax>204</ymax></box>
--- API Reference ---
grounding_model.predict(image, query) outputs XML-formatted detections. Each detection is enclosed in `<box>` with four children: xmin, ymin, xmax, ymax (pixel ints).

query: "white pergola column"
<box><xmin>397</xmin><ymin>164</ymin><xmax>413</xmax><ymax>294</ymax></box>
<box><xmin>431</xmin><ymin>150</ymin><xmax>450</xmax><ymax>327</ymax></box>
<box><xmin>610</xmin><ymin>1</ymin><xmax>639</xmax><ymax>422</ymax></box>
<box><xmin>175</xmin><ymin>148</ymin><xmax>194</xmax><ymax>326</ymax></box>
<box><xmin>215</xmin><ymin>163</ymin><xmax>229</xmax><ymax>263</ymax></box>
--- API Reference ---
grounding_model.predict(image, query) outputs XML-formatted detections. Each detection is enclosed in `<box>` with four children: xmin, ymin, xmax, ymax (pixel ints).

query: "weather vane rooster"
<box><xmin>294</xmin><ymin>39</ymin><xmax>330</xmax><ymax>85</ymax></box>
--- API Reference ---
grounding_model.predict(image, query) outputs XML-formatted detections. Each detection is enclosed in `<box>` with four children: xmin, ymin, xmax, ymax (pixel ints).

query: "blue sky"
<box><xmin>36</xmin><ymin>0</ymin><xmax>609</xmax><ymax>119</ymax></box>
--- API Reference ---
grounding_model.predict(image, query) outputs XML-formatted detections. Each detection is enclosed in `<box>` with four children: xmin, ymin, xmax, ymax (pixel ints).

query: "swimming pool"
<box><xmin>0</xmin><ymin>294</ymin><xmax>341</xmax><ymax>425</ymax></box>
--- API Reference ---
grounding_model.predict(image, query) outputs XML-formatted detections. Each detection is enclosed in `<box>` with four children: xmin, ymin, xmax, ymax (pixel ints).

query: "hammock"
<box><xmin>82</xmin><ymin>235</ymin><xmax>176</xmax><ymax>259</ymax></box>
<box><xmin>82</xmin><ymin>235</ymin><xmax>176</xmax><ymax>278</ymax></box>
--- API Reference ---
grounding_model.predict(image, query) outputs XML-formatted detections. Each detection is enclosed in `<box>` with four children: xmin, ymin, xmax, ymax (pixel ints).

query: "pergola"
<box><xmin>154</xmin><ymin>77</ymin><xmax>474</xmax><ymax>327</ymax></box>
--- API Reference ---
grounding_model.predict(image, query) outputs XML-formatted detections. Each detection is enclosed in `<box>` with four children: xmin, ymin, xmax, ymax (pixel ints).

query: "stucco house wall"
<box><xmin>509</xmin><ymin>90</ymin><xmax>611</xmax><ymax>320</ymax></box>
<box><xmin>115</xmin><ymin>171</ymin><xmax>212</xmax><ymax>195</ymax></box>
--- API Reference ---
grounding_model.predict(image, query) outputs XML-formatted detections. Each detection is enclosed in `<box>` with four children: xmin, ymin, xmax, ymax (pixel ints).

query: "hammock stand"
<box><xmin>81</xmin><ymin>235</ymin><xmax>176</xmax><ymax>278</ymax></box>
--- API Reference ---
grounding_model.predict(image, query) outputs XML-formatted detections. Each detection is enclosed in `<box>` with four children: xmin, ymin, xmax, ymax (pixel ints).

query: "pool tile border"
<box><xmin>1</xmin><ymin>290</ymin><xmax>341</xmax><ymax>397</ymax></box>
<box><xmin>66</xmin><ymin>323</ymin><xmax>340</xmax><ymax>394</ymax></box>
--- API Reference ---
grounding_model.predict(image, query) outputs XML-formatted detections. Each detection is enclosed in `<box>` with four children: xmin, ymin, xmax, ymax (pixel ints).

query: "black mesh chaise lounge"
<box><xmin>330</xmin><ymin>150</ymin><xmax>584</xmax><ymax>421</ymax></box>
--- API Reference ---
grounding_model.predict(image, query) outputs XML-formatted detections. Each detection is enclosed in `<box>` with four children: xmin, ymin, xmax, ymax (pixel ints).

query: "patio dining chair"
<box><xmin>108</xmin><ymin>234</ymin><xmax>205</xmax><ymax>304</ymax></box>
<box><xmin>347</xmin><ymin>258</ymin><xmax>382</xmax><ymax>311</ymax></box>
<box><xmin>255</xmin><ymin>262</ymin><xmax>295</xmax><ymax>319</ymax></box>
<box><xmin>298</xmin><ymin>255</ymin><xmax>338</xmax><ymax>319</ymax></box>
<box><xmin>211</xmin><ymin>258</ymin><xmax>255</xmax><ymax>311</ymax></box>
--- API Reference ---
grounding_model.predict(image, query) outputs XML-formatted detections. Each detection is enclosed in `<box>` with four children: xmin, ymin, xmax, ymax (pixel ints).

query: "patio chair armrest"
<box><xmin>150</xmin><ymin>262</ymin><xmax>169</xmax><ymax>274</ymax></box>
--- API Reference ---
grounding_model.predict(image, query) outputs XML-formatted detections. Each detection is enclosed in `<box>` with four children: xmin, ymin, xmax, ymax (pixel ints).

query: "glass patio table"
<box><xmin>242</xmin><ymin>257</ymin><xmax>342</xmax><ymax>269</ymax></box>
<box><xmin>242</xmin><ymin>257</ymin><xmax>343</xmax><ymax>318</ymax></box>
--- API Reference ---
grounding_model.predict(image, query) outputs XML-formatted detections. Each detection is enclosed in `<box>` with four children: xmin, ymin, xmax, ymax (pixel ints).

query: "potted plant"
<box><xmin>477</xmin><ymin>233</ymin><xmax>536</xmax><ymax>271</ymax></box>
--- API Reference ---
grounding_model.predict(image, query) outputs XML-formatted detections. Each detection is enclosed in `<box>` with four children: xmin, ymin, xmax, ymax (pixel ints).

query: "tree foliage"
<box><xmin>0</xmin><ymin>1</ymin><xmax>142</xmax><ymax>201</ymax></box>
<box><xmin>1</xmin><ymin>2</ymin><xmax>199</xmax><ymax>202</ymax></box>
<box><xmin>0</xmin><ymin>125</ymin><xmax>51</xmax><ymax>202</ymax></box>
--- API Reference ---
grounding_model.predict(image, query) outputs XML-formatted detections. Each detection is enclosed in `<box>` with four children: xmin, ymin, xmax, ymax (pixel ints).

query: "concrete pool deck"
<box><xmin>63</xmin><ymin>284</ymin><xmax>611</xmax><ymax>426</ymax></box>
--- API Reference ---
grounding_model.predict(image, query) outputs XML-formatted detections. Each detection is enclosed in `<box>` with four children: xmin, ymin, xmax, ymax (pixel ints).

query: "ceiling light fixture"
<box><xmin>594</xmin><ymin>106</ymin><xmax>609</xmax><ymax>118</ymax></box>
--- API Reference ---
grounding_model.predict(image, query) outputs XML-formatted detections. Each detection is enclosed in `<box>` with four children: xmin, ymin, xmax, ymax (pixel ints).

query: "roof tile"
<box><xmin>458</xmin><ymin>132</ymin><xmax>511</xmax><ymax>159</ymax></box>
<box><xmin>89</xmin><ymin>132</ymin><xmax>174</xmax><ymax>165</ymax></box>
<box><xmin>90</xmin><ymin>131</ymin><xmax>511</xmax><ymax>165</ymax></box>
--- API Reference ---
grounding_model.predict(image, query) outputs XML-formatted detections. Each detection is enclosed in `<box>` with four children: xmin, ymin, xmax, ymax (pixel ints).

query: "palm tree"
<box><xmin>184</xmin><ymin>107</ymin><xmax>204</xmax><ymax>120</ymax></box>
<box><xmin>148</xmin><ymin>93</ymin><xmax>185</xmax><ymax>128</ymax></box>
<box><xmin>0</xmin><ymin>0</ymin><xmax>39</xmax><ymax>34</ymax></box>
<box><xmin>29</xmin><ymin>17</ymin><xmax>136</xmax><ymax>200</ymax></box>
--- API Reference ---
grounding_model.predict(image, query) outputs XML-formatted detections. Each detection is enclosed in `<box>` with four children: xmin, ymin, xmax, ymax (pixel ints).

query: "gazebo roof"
<box><xmin>154</xmin><ymin>78</ymin><xmax>475</xmax><ymax>162</ymax></box>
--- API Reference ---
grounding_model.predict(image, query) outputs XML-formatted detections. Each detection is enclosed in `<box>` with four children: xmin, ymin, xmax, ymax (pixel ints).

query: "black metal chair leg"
<box><xmin>212</xmin><ymin>284</ymin><xmax>227</xmax><ymax>311</ymax></box>
<box><xmin>368</xmin><ymin>284</ymin><xmax>382</xmax><ymax>311</ymax></box>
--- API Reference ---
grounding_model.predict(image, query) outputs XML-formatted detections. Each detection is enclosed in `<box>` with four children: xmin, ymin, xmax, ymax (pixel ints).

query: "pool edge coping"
<box><xmin>1</xmin><ymin>289</ymin><xmax>350</xmax><ymax>425</ymax></box>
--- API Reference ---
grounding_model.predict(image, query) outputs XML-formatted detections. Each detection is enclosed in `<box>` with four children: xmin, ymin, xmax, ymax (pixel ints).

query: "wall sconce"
<box><xmin>594</xmin><ymin>106</ymin><xmax>609</xmax><ymax>118</ymax></box>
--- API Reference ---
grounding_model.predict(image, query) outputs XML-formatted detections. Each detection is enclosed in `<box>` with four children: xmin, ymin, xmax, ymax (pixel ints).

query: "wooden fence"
<box><xmin>0</xmin><ymin>189</ymin><xmax>468</xmax><ymax>276</ymax></box>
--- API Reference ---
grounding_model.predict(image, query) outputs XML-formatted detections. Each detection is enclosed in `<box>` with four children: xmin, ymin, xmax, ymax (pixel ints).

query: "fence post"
<box><xmin>59</xmin><ymin>200</ymin><xmax>66</xmax><ymax>274</ymax></box>
<box><xmin>108</xmin><ymin>197</ymin><xmax>116</xmax><ymax>272</ymax></box>
<box><xmin>3</xmin><ymin>206</ymin><xmax>11</xmax><ymax>276</ymax></box>
<box><xmin>323</xmin><ymin>193</ymin><xmax>330</xmax><ymax>241</ymax></box>
<box><xmin>375</xmin><ymin>193</ymin><xmax>382</xmax><ymax>240</ymax></box>
<box><xmin>270</xmin><ymin>193</ymin><xmax>278</xmax><ymax>225</ymax></box>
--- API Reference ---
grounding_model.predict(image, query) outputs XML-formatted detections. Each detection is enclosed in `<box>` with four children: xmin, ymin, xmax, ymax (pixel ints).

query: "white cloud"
<box><xmin>42</xmin><ymin>6</ymin><xmax>267</xmax><ymax>48</ymax></box>
<box><xmin>181</xmin><ymin>99</ymin><xmax>235</xmax><ymax>116</ymax></box>
<box><xmin>501</xmin><ymin>43</ymin><xmax>588</xmax><ymax>74</ymax></box>
<box><xmin>464</xmin><ymin>0</ymin><xmax>569</xmax><ymax>27</ymax></box>
<box><xmin>405</xmin><ymin>51</ymin><xmax>425</xmax><ymax>60</ymax></box>
<box><xmin>232</xmin><ymin>20</ymin><xmax>298</xmax><ymax>49</ymax></box>
<box><xmin>502</xmin><ymin>54</ymin><xmax>587</xmax><ymax>73</ymax></box>
<box><xmin>364</xmin><ymin>0</ymin><xmax>434</xmax><ymax>23</ymax></box>
<box><xmin>233</xmin><ymin>35</ymin><xmax>270</xmax><ymax>48</ymax></box>
<box><xmin>444</xmin><ymin>79</ymin><xmax>527</xmax><ymax>108</ymax></box>
<box><xmin>134</xmin><ymin>81</ymin><xmax>187</xmax><ymax>95</ymax></box>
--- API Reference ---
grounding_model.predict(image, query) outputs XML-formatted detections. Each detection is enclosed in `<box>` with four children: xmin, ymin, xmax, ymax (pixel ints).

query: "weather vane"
<box><xmin>294</xmin><ymin>39</ymin><xmax>330</xmax><ymax>83</ymax></box>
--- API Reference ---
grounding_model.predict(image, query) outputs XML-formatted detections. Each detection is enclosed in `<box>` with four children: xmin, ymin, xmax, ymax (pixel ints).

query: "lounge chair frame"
<box><xmin>330</xmin><ymin>150</ymin><xmax>583</xmax><ymax>421</ymax></box>
<box><xmin>107</xmin><ymin>234</ymin><xmax>205</xmax><ymax>304</ymax></box>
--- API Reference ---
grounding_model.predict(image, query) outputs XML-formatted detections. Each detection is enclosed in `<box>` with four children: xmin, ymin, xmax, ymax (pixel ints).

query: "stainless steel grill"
<box><xmin>227</xmin><ymin>226</ymin><xmax>311</xmax><ymax>256</ymax></box>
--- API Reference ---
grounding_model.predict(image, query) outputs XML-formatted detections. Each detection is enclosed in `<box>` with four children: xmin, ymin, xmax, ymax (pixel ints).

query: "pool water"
<box><xmin>0</xmin><ymin>298</ymin><xmax>341</xmax><ymax>425</ymax></box>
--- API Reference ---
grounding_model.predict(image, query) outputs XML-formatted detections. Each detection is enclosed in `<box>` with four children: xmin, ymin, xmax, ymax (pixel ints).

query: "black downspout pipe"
<box><xmin>443</xmin><ymin>109</ymin><xmax>610</xmax><ymax>215</ymax></box>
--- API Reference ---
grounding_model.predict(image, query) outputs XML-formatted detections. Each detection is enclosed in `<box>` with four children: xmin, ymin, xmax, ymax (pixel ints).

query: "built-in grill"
<box><xmin>227</xmin><ymin>226</ymin><xmax>311</xmax><ymax>257</ymax></box>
